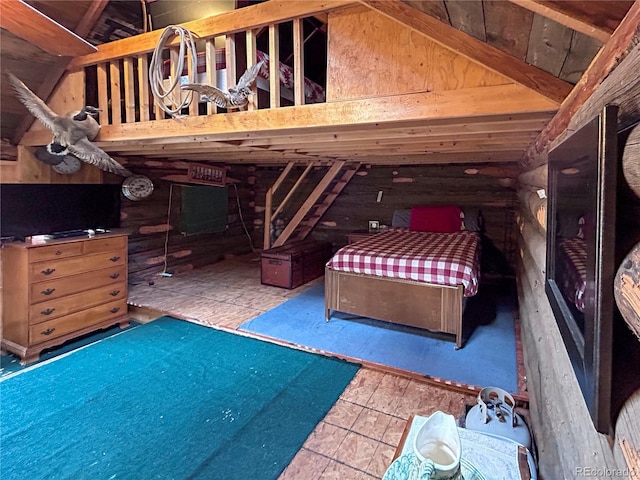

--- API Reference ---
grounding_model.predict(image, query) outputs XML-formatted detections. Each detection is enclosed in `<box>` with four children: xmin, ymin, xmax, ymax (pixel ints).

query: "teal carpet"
<box><xmin>241</xmin><ymin>283</ymin><xmax>518</xmax><ymax>392</ymax></box>
<box><xmin>0</xmin><ymin>317</ymin><xmax>359</xmax><ymax>480</ymax></box>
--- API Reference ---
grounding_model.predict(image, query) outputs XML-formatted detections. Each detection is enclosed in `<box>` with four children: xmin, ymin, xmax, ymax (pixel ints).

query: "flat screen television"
<box><xmin>545</xmin><ymin>105</ymin><xmax>618</xmax><ymax>434</ymax></box>
<box><xmin>0</xmin><ymin>183</ymin><xmax>121</xmax><ymax>241</ymax></box>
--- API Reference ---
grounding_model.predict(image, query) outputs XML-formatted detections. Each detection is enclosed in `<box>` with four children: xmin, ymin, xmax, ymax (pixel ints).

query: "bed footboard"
<box><xmin>325</xmin><ymin>267</ymin><xmax>464</xmax><ymax>348</ymax></box>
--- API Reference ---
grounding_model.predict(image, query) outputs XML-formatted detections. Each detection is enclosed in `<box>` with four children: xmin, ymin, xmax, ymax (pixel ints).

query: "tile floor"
<box><xmin>127</xmin><ymin>254</ymin><xmax>499</xmax><ymax>479</ymax></box>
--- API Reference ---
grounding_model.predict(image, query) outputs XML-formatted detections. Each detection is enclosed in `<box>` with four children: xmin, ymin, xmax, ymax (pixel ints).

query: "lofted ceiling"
<box><xmin>0</xmin><ymin>0</ymin><xmax>635</xmax><ymax>169</ymax></box>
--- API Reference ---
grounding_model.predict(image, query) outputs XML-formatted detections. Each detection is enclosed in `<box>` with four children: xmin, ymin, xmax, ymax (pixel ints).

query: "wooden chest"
<box><xmin>1</xmin><ymin>232</ymin><xmax>130</xmax><ymax>364</ymax></box>
<box><xmin>261</xmin><ymin>240</ymin><xmax>333</xmax><ymax>289</ymax></box>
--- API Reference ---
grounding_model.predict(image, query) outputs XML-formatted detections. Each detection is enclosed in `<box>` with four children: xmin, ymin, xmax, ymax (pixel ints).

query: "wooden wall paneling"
<box><xmin>400</xmin><ymin>0</ymin><xmax>449</xmax><ymax>23</ymax></box>
<box><xmin>327</xmin><ymin>5</ymin><xmax>510</xmax><ymax>101</ymax></box>
<box><xmin>482</xmin><ymin>0</ymin><xmax>534</xmax><ymax>60</ymax></box>
<box><xmin>119</xmin><ymin>165</ymin><xmax>256</xmax><ymax>283</ymax></box>
<box><xmin>525</xmin><ymin>14</ymin><xmax>573</xmax><ymax>76</ymax></box>
<box><xmin>445</xmin><ymin>0</ymin><xmax>486</xmax><ymax>41</ymax></box>
<box><xmin>558</xmin><ymin>32</ymin><xmax>603</xmax><ymax>84</ymax></box>
<box><xmin>526</xmin><ymin>6</ymin><xmax>640</xmax><ymax>167</ymax></box>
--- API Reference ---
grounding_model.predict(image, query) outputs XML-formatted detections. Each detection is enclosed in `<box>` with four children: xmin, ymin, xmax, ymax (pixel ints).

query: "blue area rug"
<box><xmin>0</xmin><ymin>317</ymin><xmax>359</xmax><ymax>480</ymax></box>
<box><xmin>240</xmin><ymin>283</ymin><xmax>518</xmax><ymax>392</ymax></box>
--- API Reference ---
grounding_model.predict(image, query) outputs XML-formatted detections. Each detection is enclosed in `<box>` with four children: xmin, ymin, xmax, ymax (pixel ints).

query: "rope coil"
<box><xmin>149</xmin><ymin>25</ymin><xmax>199</xmax><ymax>118</ymax></box>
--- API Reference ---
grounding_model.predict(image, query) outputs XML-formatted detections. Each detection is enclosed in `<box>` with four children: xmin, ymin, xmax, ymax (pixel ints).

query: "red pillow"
<box><xmin>409</xmin><ymin>205</ymin><xmax>463</xmax><ymax>233</ymax></box>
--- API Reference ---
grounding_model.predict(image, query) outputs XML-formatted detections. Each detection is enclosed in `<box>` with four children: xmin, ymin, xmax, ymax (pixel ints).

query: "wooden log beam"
<box><xmin>357</xmin><ymin>0</ymin><xmax>572</xmax><ymax>104</ymax></box>
<box><xmin>0</xmin><ymin>0</ymin><xmax>97</xmax><ymax>57</ymax></box>
<box><xmin>615</xmin><ymin>242</ymin><xmax>640</xmax><ymax>341</ymax></box>
<box><xmin>623</xmin><ymin>124</ymin><xmax>640</xmax><ymax>198</ymax></box>
<box><xmin>68</xmin><ymin>0</ymin><xmax>356</xmax><ymax>69</ymax></box>
<box><xmin>525</xmin><ymin>0</ymin><xmax>640</xmax><ymax>164</ymax></box>
<box><xmin>519</xmin><ymin>164</ymin><xmax>548</xmax><ymax>189</ymax></box>
<box><xmin>508</xmin><ymin>0</ymin><xmax>615</xmax><ymax>42</ymax></box>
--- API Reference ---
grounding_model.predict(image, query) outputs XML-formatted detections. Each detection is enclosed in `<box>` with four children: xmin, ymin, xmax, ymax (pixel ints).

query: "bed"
<box><xmin>163</xmin><ymin>48</ymin><xmax>325</xmax><ymax>105</ymax></box>
<box><xmin>325</xmin><ymin>206</ymin><xmax>482</xmax><ymax>349</ymax></box>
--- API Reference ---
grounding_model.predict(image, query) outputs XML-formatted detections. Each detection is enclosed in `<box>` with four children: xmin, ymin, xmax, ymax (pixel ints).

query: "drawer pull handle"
<box><xmin>41</xmin><ymin>308</ymin><xmax>55</xmax><ymax>316</ymax></box>
<box><xmin>110</xmin><ymin>307</ymin><xmax>120</xmax><ymax>314</ymax></box>
<box><xmin>55</xmin><ymin>250</ymin><xmax>63</xmax><ymax>256</ymax></box>
<box><xmin>268</xmin><ymin>259</ymin><xmax>282</xmax><ymax>265</ymax></box>
<box><xmin>41</xmin><ymin>328</ymin><xmax>56</xmax><ymax>336</ymax></box>
<box><xmin>109</xmin><ymin>256</ymin><xmax>121</xmax><ymax>262</ymax></box>
<box><xmin>41</xmin><ymin>288</ymin><xmax>56</xmax><ymax>296</ymax></box>
<box><xmin>41</xmin><ymin>268</ymin><xmax>56</xmax><ymax>276</ymax></box>
<box><xmin>109</xmin><ymin>290</ymin><xmax>120</xmax><ymax>296</ymax></box>
<box><xmin>109</xmin><ymin>273</ymin><xmax>120</xmax><ymax>279</ymax></box>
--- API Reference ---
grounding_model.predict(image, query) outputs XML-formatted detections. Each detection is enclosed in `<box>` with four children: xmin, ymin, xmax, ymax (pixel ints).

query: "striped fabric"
<box><xmin>557</xmin><ymin>237</ymin><xmax>587</xmax><ymax>312</ymax></box>
<box><xmin>326</xmin><ymin>229</ymin><xmax>481</xmax><ymax>296</ymax></box>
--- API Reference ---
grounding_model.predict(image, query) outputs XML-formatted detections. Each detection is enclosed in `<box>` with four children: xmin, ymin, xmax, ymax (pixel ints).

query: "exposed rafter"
<box><xmin>357</xmin><ymin>0</ymin><xmax>573</xmax><ymax>105</ymax></box>
<box><xmin>11</xmin><ymin>0</ymin><xmax>109</xmax><ymax>144</ymax></box>
<box><xmin>0</xmin><ymin>0</ymin><xmax>97</xmax><ymax>57</ymax></box>
<box><xmin>508</xmin><ymin>0</ymin><xmax>612</xmax><ymax>42</ymax></box>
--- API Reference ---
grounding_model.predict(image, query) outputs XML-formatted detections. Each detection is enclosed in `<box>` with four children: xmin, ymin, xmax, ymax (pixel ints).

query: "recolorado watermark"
<box><xmin>575</xmin><ymin>467</ymin><xmax>638</xmax><ymax>477</ymax></box>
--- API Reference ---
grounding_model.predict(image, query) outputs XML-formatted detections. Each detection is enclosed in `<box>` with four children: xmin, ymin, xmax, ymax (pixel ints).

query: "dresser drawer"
<box><xmin>30</xmin><ymin>251</ymin><xmax>126</xmax><ymax>282</ymax></box>
<box><xmin>28</xmin><ymin>242</ymin><xmax>83</xmax><ymax>263</ymax></box>
<box><xmin>30</xmin><ymin>266</ymin><xmax>126</xmax><ymax>303</ymax></box>
<box><xmin>29</xmin><ymin>282</ymin><xmax>127</xmax><ymax>323</ymax></box>
<box><xmin>83</xmin><ymin>236</ymin><xmax>127</xmax><ymax>255</ymax></box>
<box><xmin>29</xmin><ymin>299</ymin><xmax>127</xmax><ymax>344</ymax></box>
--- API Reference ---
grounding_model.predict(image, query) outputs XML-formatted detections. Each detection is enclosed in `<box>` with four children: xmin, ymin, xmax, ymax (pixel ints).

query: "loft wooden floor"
<box><xmin>128</xmin><ymin>253</ymin><xmax>480</xmax><ymax>479</ymax></box>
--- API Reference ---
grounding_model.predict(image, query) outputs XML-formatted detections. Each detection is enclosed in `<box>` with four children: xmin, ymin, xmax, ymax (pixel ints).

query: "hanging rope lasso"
<box><xmin>149</xmin><ymin>25</ymin><xmax>199</xmax><ymax>118</ymax></box>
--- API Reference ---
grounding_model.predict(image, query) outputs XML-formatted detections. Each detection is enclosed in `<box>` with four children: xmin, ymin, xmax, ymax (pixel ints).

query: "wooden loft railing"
<box><xmin>66</xmin><ymin>1</ymin><xmax>354</xmax><ymax>128</ymax></box>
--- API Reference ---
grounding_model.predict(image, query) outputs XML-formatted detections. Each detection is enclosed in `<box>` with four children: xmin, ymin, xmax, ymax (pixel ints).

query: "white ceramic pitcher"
<box><xmin>412</xmin><ymin>411</ymin><xmax>462</xmax><ymax>479</ymax></box>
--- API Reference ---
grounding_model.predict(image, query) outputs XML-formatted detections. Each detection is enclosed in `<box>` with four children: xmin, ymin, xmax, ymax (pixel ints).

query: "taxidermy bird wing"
<box><xmin>235</xmin><ymin>60</ymin><xmax>264</xmax><ymax>91</ymax></box>
<box><xmin>67</xmin><ymin>138</ymin><xmax>132</xmax><ymax>177</ymax></box>
<box><xmin>5</xmin><ymin>73</ymin><xmax>58</xmax><ymax>133</ymax></box>
<box><xmin>180</xmin><ymin>83</ymin><xmax>228</xmax><ymax>109</ymax></box>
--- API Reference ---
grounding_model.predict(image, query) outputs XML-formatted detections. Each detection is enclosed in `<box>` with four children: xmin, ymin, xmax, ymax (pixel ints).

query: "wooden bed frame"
<box><xmin>324</xmin><ymin>267</ymin><xmax>465</xmax><ymax>349</ymax></box>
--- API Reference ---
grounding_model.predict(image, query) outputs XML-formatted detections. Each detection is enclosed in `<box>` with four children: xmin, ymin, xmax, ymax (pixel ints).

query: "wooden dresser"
<box><xmin>1</xmin><ymin>232</ymin><xmax>130</xmax><ymax>364</ymax></box>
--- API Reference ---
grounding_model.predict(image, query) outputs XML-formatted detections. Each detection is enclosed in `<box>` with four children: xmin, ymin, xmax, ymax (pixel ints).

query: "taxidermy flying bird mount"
<box><xmin>6</xmin><ymin>73</ymin><xmax>132</xmax><ymax>177</ymax></box>
<box><xmin>180</xmin><ymin>60</ymin><xmax>265</xmax><ymax>110</ymax></box>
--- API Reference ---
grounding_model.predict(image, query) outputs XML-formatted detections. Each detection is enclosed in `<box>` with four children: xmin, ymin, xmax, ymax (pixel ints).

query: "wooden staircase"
<box><xmin>265</xmin><ymin>161</ymin><xmax>360</xmax><ymax>249</ymax></box>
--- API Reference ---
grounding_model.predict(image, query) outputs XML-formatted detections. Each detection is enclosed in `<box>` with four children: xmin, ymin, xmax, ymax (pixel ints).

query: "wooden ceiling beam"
<box><xmin>0</xmin><ymin>0</ymin><xmax>97</xmax><ymax>57</ymax></box>
<box><xmin>11</xmin><ymin>0</ymin><xmax>109</xmax><ymax>144</ymax></box>
<box><xmin>526</xmin><ymin>0</ymin><xmax>640</xmax><ymax>160</ymax></box>
<box><xmin>508</xmin><ymin>0</ymin><xmax>612</xmax><ymax>42</ymax></box>
<box><xmin>357</xmin><ymin>0</ymin><xmax>572</xmax><ymax>104</ymax></box>
<box><xmin>22</xmin><ymin>84</ymin><xmax>558</xmax><ymax>147</ymax></box>
<box><xmin>68</xmin><ymin>0</ymin><xmax>356</xmax><ymax>69</ymax></box>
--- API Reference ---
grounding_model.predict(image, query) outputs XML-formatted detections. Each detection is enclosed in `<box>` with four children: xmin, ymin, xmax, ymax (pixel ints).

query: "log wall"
<box><xmin>117</xmin><ymin>160</ymin><xmax>257</xmax><ymax>285</ymax></box>
<box><xmin>518</xmin><ymin>41</ymin><xmax>640</xmax><ymax>479</ymax></box>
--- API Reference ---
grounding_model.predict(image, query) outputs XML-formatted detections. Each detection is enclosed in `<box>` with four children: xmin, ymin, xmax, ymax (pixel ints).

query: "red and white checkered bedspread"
<box><xmin>326</xmin><ymin>229</ymin><xmax>481</xmax><ymax>296</ymax></box>
<box><xmin>557</xmin><ymin>238</ymin><xmax>587</xmax><ymax>312</ymax></box>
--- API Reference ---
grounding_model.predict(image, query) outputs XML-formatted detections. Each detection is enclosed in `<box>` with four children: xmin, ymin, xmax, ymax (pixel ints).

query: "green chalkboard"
<box><xmin>179</xmin><ymin>185</ymin><xmax>228</xmax><ymax>235</ymax></box>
